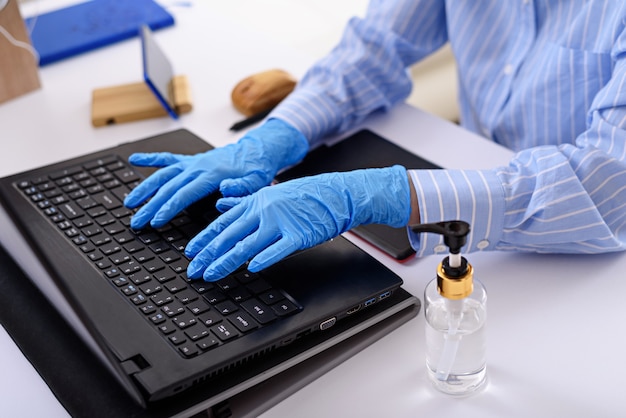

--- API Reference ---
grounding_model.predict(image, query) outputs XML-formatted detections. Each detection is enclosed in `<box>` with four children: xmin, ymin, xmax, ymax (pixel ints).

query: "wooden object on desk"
<box><xmin>91</xmin><ymin>75</ymin><xmax>192</xmax><ymax>127</ymax></box>
<box><xmin>0</xmin><ymin>0</ymin><xmax>41</xmax><ymax>105</ymax></box>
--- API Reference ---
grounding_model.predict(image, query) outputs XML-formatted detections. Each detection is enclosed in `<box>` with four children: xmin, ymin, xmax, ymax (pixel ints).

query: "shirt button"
<box><xmin>434</xmin><ymin>244</ymin><xmax>447</xmax><ymax>253</ymax></box>
<box><xmin>477</xmin><ymin>240</ymin><xmax>490</xmax><ymax>250</ymax></box>
<box><xmin>503</xmin><ymin>64</ymin><xmax>514</xmax><ymax>75</ymax></box>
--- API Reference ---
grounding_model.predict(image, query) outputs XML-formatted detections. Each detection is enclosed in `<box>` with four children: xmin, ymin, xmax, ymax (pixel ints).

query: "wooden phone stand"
<box><xmin>91</xmin><ymin>75</ymin><xmax>192</xmax><ymax>127</ymax></box>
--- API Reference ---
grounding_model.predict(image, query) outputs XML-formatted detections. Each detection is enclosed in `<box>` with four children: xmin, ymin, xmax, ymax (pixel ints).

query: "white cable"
<box><xmin>0</xmin><ymin>23</ymin><xmax>39</xmax><ymax>63</ymax></box>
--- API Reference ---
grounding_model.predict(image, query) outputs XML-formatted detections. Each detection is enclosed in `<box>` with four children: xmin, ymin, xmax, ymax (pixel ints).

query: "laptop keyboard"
<box><xmin>15</xmin><ymin>155</ymin><xmax>301</xmax><ymax>358</ymax></box>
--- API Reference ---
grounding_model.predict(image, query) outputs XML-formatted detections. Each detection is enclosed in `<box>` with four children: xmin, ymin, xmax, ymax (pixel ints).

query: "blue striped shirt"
<box><xmin>271</xmin><ymin>0</ymin><xmax>626</xmax><ymax>256</ymax></box>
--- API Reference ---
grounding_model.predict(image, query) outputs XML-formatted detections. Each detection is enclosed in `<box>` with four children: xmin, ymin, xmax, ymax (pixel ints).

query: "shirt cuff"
<box><xmin>270</xmin><ymin>86</ymin><xmax>343</xmax><ymax>144</ymax></box>
<box><xmin>407</xmin><ymin>169</ymin><xmax>505</xmax><ymax>256</ymax></box>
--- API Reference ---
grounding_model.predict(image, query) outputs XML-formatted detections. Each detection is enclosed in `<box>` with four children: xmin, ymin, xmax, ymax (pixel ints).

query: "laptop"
<box><xmin>0</xmin><ymin>128</ymin><xmax>419</xmax><ymax>412</ymax></box>
<box><xmin>277</xmin><ymin>129</ymin><xmax>441</xmax><ymax>261</ymax></box>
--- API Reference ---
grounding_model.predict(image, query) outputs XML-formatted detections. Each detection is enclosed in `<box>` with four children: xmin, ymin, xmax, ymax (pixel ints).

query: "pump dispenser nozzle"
<box><xmin>411</xmin><ymin>221</ymin><xmax>473</xmax><ymax>300</ymax></box>
<box><xmin>411</xmin><ymin>220</ymin><xmax>470</xmax><ymax>255</ymax></box>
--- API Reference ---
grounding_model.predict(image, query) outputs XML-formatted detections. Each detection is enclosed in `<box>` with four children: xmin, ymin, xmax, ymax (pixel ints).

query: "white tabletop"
<box><xmin>2</xmin><ymin>1</ymin><xmax>626</xmax><ymax>417</ymax></box>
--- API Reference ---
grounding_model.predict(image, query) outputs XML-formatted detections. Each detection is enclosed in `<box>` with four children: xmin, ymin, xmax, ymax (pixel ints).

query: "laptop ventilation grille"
<box><xmin>191</xmin><ymin>345</ymin><xmax>278</xmax><ymax>387</ymax></box>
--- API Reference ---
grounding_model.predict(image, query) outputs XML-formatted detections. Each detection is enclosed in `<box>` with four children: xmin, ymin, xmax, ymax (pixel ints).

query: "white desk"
<box><xmin>2</xmin><ymin>1</ymin><xmax>626</xmax><ymax>417</ymax></box>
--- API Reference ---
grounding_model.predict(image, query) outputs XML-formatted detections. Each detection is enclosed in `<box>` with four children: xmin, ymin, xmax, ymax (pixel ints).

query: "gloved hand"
<box><xmin>124</xmin><ymin>119</ymin><xmax>308</xmax><ymax>229</ymax></box>
<box><xmin>185</xmin><ymin>165</ymin><xmax>411</xmax><ymax>281</ymax></box>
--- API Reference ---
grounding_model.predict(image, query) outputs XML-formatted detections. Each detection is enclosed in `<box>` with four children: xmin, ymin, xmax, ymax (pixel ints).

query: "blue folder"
<box><xmin>25</xmin><ymin>0</ymin><xmax>175</xmax><ymax>67</ymax></box>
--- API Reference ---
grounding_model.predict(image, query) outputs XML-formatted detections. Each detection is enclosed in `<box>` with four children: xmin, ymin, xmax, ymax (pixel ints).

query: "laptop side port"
<box><xmin>363</xmin><ymin>297</ymin><xmax>377</xmax><ymax>307</ymax></box>
<box><xmin>319</xmin><ymin>317</ymin><xmax>336</xmax><ymax>330</ymax></box>
<box><xmin>346</xmin><ymin>304</ymin><xmax>362</xmax><ymax>315</ymax></box>
<box><xmin>379</xmin><ymin>290</ymin><xmax>392</xmax><ymax>300</ymax></box>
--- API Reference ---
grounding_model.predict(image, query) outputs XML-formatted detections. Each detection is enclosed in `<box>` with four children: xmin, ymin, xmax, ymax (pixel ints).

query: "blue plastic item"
<box><xmin>124</xmin><ymin>119</ymin><xmax>309</xmax><ymax>230</ymax></box>
<box><xmin>25</xmin><ymin>0</ymin><xmax>175</xmax><ymax>66</ymax></box>
<box><xmin>185</xmin><ymin>165</ymin><xmax>412</xmax><ymax>281</ymax></box>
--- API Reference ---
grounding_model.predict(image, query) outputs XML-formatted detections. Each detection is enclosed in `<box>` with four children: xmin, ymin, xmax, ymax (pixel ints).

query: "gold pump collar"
<box><xmin>437</xmin><ymin>261</ymin><xmax>474</xmax><ymax>300</ymax></box>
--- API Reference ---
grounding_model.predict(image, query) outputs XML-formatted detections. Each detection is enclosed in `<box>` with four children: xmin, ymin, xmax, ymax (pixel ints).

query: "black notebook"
<box><xmin>0</xmin><ymin>128</ymin><xmax>419</xmax><ymax>413</ymax></box>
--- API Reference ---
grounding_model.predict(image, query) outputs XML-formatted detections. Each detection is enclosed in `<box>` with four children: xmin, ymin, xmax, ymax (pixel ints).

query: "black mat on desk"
<box><xmin>0</xmin><ymin>245</ymin><xmax>147</xmax><ymax>417</ymax></box>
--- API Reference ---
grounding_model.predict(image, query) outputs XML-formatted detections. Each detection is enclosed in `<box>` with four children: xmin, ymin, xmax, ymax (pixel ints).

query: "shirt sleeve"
<box><xmin>408</xmin><ymin>31</ymin><xmax>626</xmax><ymax>256</ymax></box>
<box><xmin>270</xmin><ymin>0</ymin><xmax>448</xmax><ymax>144</ymax></box>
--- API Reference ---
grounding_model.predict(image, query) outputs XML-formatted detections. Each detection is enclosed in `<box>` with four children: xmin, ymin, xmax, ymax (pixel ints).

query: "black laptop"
<box><xmin>0</xmin><ymin>128</ymin><xmax>418</xmax><ymax>412</ymax></box>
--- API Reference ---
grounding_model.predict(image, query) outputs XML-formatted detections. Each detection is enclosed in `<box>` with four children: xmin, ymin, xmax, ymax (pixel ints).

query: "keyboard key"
<box><xmin>258</xmin><ymin>289</ymin><xmax>285</xmax><ymax>305</ymax></box>
<box><xmin>241</xmin><ymin>299</ymin><xmax>276</xmax><ymax>325</ymax></box>
<box><xmin>190</xmin><ymin>281</ymin><xmax>213</xmax><ymax>294</ymax></box>
<box><xmin>216</xmin><ymin>276</ymin><xmax>238</xmax><ymax>291</ymax></box>
<box><xmin>198</xmin><ymin>310</ymin><xmax>222</xmax><ymax>327</ymax></box>
<box><xmin>139</xmin><ymin>283</ymin><xmax>162</xmax><ymax>296</ymax></box>
<box><xmin>93</xmin><ymin>191</ymin><xmax>122</xmax><ymax>210</ymax></box>
<box><xmin>140</xmin><ymin>303</ymin><xmax>157</xmax><ymax>315</ymax></box>
<box><xmin>210</xmin><ymin>323</ymin><xmax>238</xmax><ymax>342</ymax></box>
<box><xmin>227</xmin><ymin>287</ymin><xmax>252</xmax><ymax>303</ymax></box>
<box><xmin>178</xmin><ymin>344</ymin><xmax>199</xmax><ymax>358</ymax></box>
<box><xmin>163</xmin><ymin>278</ymin><xmax>187</xmax><ymax>293</ymax></box>
<box><xmin>272</xmin><ymin>300</ymin><xmax>300</xmax><ymax>316</ymax></box>
<box><xmin>162</xmin><ymin>302</ymin><xmax>185</xmax><ymax>317</ymax></box>
<box><xmin>129</xmin><ymin>272</ymin><xmax>152</xmax><ymax>285</ymax></box>
<box><xmin>215</xmin><ymin>300</ymin><xmax>238</xmax><ymax>315</ymax></box>
<box><xmin>185</xmin><ymin>325</ymin><xmax>210</xmax><ymax>341</ymax></box>
<box><xmin>175</xmin><ymin>289</ymin><xmax>198</xmax><ymax>304</ymax></box>
<box><xmin>168</xmin><ymin>332</ymin><xmax>186</xmax><ymax>345</ymax></box>
<box><xmin>187</xmin><ymin>299</ymin><xmax>210</xmax><ymax>315</ymax></box>
<box><xmin>151</xmin><ymin>294</ymin><xmax>173</xmax><ymax>307</ymax></box>
<box><xmin>158</xmin><ymin>323</ymin><xmax>176</xmax><ymax>335</ymax></box>
<box><xmin>143</xmin><ymin>259</ymin><xmax>166</xmax><ymax>273</ymax></box>
<box><xmin>58</xmin><ymin>201</ymin><xmax>84</xmax><ymax>219</ymax></box>
<box><xmin>203</xmin><ymin>289</ymin><xmax>226</xmax><ymax>305</ymax></box>
<box><xmin>154</xmin><ymin>270</ymin><xmax>176</xmax><ymax>284</ymax></box>
<box><xmin>172</xmin><ymin>312</ymin><xmax>197</xmax><ymax>329</ymax></box>
<box><xmin>197</xmin><ymin>337</ymin><xmax>219</xmax><ymax>351</ymax></box>
<box><xmin>247</xmin><ymin>279</ymin><xmax>272</xmax><ymax>295</ymax></box>
<box><xmin>229</xmin><ymin>312</ymin><xmax>258</xmax><ymax>333</ymax></box>
<box><xmin>82</xmin><ymin>226</ymin><xmax>102</xmax><ymax>237</ymax></box>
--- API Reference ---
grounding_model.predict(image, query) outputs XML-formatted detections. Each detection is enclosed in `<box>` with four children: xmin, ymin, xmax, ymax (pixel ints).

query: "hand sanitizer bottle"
<box><xmin>411</xmin><ymin>221</ymin><xmax>487</xmax><ymax>396</ymax></box>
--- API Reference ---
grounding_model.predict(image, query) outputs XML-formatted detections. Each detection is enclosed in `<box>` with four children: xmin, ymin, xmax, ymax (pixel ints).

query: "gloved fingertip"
<box><xmin>219</xmin><ymin>180</ymin><xmax>244</xmax><ymax>198</ymax></box>
<box><xmin>246</xmin><ymin>261</ymin><xmax>262</xmax><ymax>273</ymax></box>
<box><xmin>215</xmin><ymin>197</ymin><xmax>238</xmax><ymax>212</ymax></box>
<box><xmin>202</xmin><ymin>267</ymin><xmax>222</xmax><ymax>282</ymax></box>
<box><xmin>150</xmin><ymin>217</ymin><xmax>168</xmax><ymax>229</ymax></box>
<box><xmin>187</xmin><ymin>262</ymin><xmax>204</xmax><ymax>279</ymax></box>
<box><xmin>130</xmin><ymin>213</ymin><xmax>148</xmax><ymax>230</ymax></box>
<box><xmin>185</xmin><ymin>243</ymin><xmax>204</xmax><ymax>259</ymax></box>
<box><xmin>124</xmin><ymin>195</ymin><xmax>139</xmax><ymax>208</ymax></box>
<box><xmin>127</xmin><ymin>153</ymin><xmax>145</xmax><ymax>164</ymax></box>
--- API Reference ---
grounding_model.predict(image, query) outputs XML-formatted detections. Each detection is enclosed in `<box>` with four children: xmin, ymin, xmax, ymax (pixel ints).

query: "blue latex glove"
<box><xmin>185</xmin><ymin>165</ymin><xmax>411</xmax><ymax>281</ymax></box>
<box><xmin>124</xmin><ymin>119</ymin><xmax>308</xmax><ymax>229</ymax></box>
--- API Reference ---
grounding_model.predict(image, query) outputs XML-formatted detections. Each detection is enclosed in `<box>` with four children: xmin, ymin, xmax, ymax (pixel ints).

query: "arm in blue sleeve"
<box><xmin>408</xmin><ymin>36</ymin><xmax>626</xmax><ymax>256</ymax></box>
<box><xmin>271</xmin><ymin>0</ymin><xmax>448</xmax><ymax>143</ymax></box>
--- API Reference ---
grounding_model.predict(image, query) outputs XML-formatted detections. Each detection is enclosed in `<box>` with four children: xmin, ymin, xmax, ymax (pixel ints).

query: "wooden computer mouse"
<box><xmin>231</xmin><ymin>69</ymin><xmax>297</xmax><ymax>117</ymax></box>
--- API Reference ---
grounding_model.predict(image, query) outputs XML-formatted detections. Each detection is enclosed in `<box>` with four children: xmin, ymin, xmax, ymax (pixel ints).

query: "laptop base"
<box><xmin>0</xmin><ymin>242</ymin><xmax>419</xmax><ymax>417</ymax></box>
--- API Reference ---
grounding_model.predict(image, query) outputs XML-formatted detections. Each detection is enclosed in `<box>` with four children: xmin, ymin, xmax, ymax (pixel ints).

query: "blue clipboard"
<box><xmin>25</xmin><ymin>0</ymin><xmax>175</xmax><ymax>67</ymax></box>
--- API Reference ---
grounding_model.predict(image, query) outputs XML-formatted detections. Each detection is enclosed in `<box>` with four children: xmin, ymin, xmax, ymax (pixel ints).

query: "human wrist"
<box><xmin>242</xmin><ymin>118</ymin><xmax>309</xmax><ymax>169</ymax></box>
<box><xmin>408</xmin><ymin>173</ymin><xmax>421</xmax><ymax>225</ymax></box>
<box><xmin>348</xmin><ymin>165</ymin><xmax>411</xmax><ymax>229</ymax></box>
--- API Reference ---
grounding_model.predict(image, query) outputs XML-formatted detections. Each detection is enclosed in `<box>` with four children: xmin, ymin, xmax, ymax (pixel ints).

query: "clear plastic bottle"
<box><xmin>411</xmin><ymin>220</ymin><xmax>487</xmax><ymax>396</ymax></box>
<box><xmin>424</xmin><ymin>276</ymin><xmax>487</xmax><ymax>395</ymax></box>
